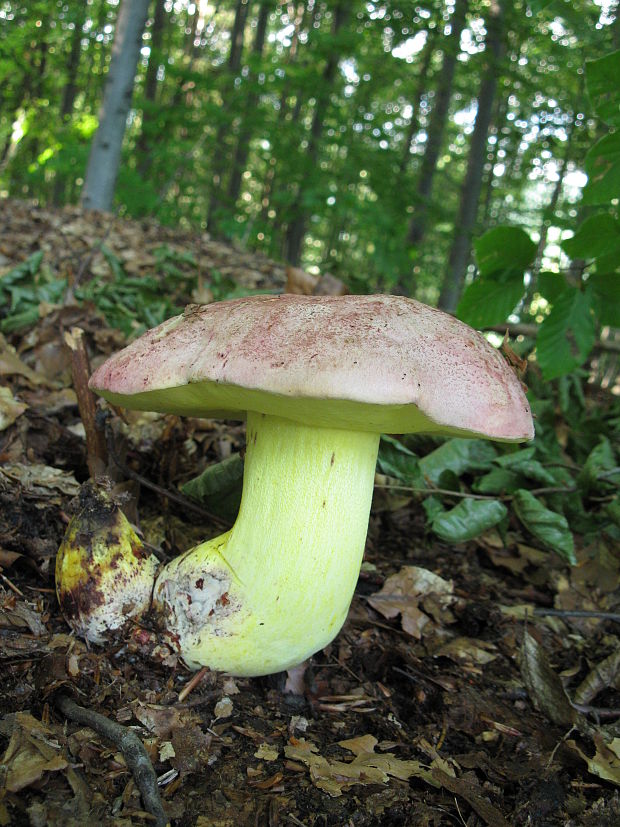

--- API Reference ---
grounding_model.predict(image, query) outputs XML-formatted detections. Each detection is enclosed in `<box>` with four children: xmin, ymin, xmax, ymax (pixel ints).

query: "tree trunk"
<box><xmin>207</xmin><ymin>0</ymin><xmax>252</xmax><ymax>233</ymax></box>
<box><xmin>81</xmin><ymin>0</ymin><xmax>151</xmax><ymax>212</ymax></box>
<box><xmin>136</xmin><ymin>0</ymin><xmax>167</xmax><ymax>177</ymax></box>
<box><xmin>398</xmin><ymin>31</ymin><xmax>436</xmax><ymax>176</ymax></box>
<box><xmin>438</xmin><ymin>0</ymin><xmax>505</xmax><ymax>312</ymax></box>
<box><xmin>259</xmin><ymin>1</ymin><xmax>313</xmax><ymax>226</ymax></box>
<box><xmin>407</xmin><ymin>0</ymin><xmax>468</xmax><ymax>246</ymax></box>
<box><xmin>227</xmin><ymin>1</ymin><xmax>272</xmax><ymax>206</ymax></box>
<box><xmin>52</xmin><ymin>3</ymin><xmax>89</xmax><ymax>205</ymax></box>
<box><xmin>284</xmin><ymin>1</ymin><xmax>349</xmax><ymax>266</ymax></box>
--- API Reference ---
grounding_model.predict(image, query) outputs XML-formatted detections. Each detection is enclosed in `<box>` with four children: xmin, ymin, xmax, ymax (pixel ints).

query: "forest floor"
<box><xmin>1</xmin><ymin>199</ymin><xmax>619</xmax><ymax>827</ymax></box>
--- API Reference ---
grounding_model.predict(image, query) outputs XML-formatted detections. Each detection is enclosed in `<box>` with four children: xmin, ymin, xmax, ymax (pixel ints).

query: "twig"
<box><xmin>64</xmin><ymin>326</ymin><xmax>108</xmax><ymax>478</ymax></box>
<box><xmin>0</xmin><ymin>572</ymin><xmax>25</xmax><ymax>597</ymax></box>
<box><xmin>533</xmin><ymin>608</ymin><xmax>620</xmax><ymax>623</ymax></box>
<box><xmin>177</xmin><ymin>666</ymin><xmax>209</xmax><ymax>703</ymax></box>
<box><xmin>374</xmin><ymin>482</ymin><xmax>578</xmax><ymax>501</ymax></box>
<box><xmin>56</xmin><ymin>694</ymin><xmax>169</xmax><ymax>827</ymax></box>
<box><xmin>572</xmin><ymin>703</ymin><xmax>620</xmax><ymax>720</ymax></box>
<box><xmin>106</xmin><ymin>434</ymin><xmax>231</xmax><ymax>530</ymax></box>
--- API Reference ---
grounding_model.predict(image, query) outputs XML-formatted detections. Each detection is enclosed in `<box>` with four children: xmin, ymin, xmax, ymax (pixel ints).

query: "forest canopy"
<box><xmin>0</xmin><ymin>0</ymin><xmax>618</xmax><ymax>343</ymax></box>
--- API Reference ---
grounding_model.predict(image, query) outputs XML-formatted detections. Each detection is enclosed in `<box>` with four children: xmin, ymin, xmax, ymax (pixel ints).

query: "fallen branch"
<box><xmin>56</xmin><ymin>694</ymin><xmax>169</xmax><ymax>827</ymax></box>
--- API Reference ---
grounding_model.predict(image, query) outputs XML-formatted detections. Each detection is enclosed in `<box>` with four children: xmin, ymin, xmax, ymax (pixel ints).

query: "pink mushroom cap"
<box><xmin>89</xmin><ymin>294</ymin><xmax>534</xmax><ymax>441</ymax></box>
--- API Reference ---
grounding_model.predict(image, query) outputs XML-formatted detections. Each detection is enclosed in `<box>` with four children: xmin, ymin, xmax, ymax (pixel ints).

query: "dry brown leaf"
<box><xmin>434</xmin><ymin>637</ymin><xmax>498</xmax><ymax>668</ymax></box>
<box><xmin>1</xmin><ymin>713</ymin><xmax>67</xmax><ymax>793</ymax></box>
<box><xmin>0</xmin><ymin>463</ymin><xmax>80</xmax><ymax>497</ymax></box>
<box><xmin>133</xmin><ymin>702</ymin><xmax>188</xmax><ymax>739</ymax></box>
<box><xmin>566</xmin><ymin>734</ymin><xmax>620</xmax><ymax>786</ymax></box>
<box><xmin>368</xmin><ymin>566</ymin><xmax>454</xmax><ymax>639</ymax></box>
<box><xmin>574</xmin><ymin>649</ymin><xmax>620</xmax><ymax>705</ymax></box>
<box><xmin>0</xmin><ymin>334</ymin><xmax>49</xmax><ymax>386</ymax></box>
<box><xmin>284</xmin><ymin>736</ymin><xmax>437</xmax><ymax>797</ymax></box>
<box><xmin>0</xmin><ymin>386</ymin><xmax>27</xmax><ymax>430</ymax></box>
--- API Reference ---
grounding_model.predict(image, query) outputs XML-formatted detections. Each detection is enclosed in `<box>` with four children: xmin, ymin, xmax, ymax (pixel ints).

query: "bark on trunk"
<box><xmin>207</xmin><ymin>0</ymin><xmax>252</xmax><ymax>233</ymax></box>
<box><xmin>227</xmin><ymin>1</ymin><xmax>272</xmax><ymax>206</ymax></box>
<box><xmin>398</xmin><ymin>31</ymin><xmax>436</xmax><ymax>176</ymax></box>
<box><xmin>438</xmin><ymin>0</ymin><xmax>505</xmax><ymax>312</ymax></box>
<box><xmin>284</xmin><ymin>2</ymin><xmax>349</xmax><ymax>266</ymax></box>
<box><xmin>407</xmin><ymin>0</ymin><xmax>468</xmax><ymax>246</ymax></box>
<box><xmin>81</xmin><ymin>0</ymin><xmax>151</xmax><ymax>212</ymax></box>
<box><xmin>136</xmin><ymin>0</ymin><xmax>167</xmax><ymax>176</ymax></box>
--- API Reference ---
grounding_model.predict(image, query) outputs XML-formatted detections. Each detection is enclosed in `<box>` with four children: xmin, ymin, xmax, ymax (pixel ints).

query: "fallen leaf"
<box><xmin>254</xmin><ymin>743</ymin><xmax>279</xmax><ymax>761</ymax></box>
<box><xmin>214</xmin><ymin>696</ymin><xmax>234</xmax><ymax>719</ymax></box>
<box><xmin>1</xmin><ymin>713</ymin><xmax>68</xmax><ymax>793</ymax></box>
<box><xmin>0</xmin><ymin>463</ymin><xmax>80</xmax><ymax>497</ymax></box>
<box><xmin>434</xmin><ymin>637</ymin><xmax>498</xmax><ymax>668</ymax></box>
<box><xmin>0</xmin><ymin>386</ymin><xmax>27</xmax><ymax>430</ymax></box>
<box><xmin>368</xmin><ymin>566</ymin><xmax>454</xmax><ymax>638</ymax></box>
<box><xmin>284</xmin><ymin>736</ymin><xmax>437</xmax><ymax>797</ymax></box>
<box><xmin>566</xmin><ymin>734</ymin><xmax>620</xmax><ymax>786</ymax></box>
<box><xmin>520</xmin><ymin>629</ymin><xmax>584</xmax><ymax>729</ymax></box>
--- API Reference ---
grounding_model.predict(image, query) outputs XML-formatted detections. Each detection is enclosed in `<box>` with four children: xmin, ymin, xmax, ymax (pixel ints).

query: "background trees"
<box><xmin>0</xmin><ymin>0</ymin><xmax>617</xmax><ymax>316</ymax></box>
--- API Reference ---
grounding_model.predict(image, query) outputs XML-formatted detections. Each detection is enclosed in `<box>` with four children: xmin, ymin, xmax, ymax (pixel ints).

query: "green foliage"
<box><xmin>181</xmin><ymin>454</ymin><xmax>244</xmax><ymax>524</ymax></box>
<box><xmin>431</xmin><ymin>498</ymin><xmax>508</xmax><ymax>544</ymax></box>
<box><xmin>458</xmin><ymin>47</ymin><xmax>619</xmax><ymax>381</ymax></box>
<box><xmin>585</xmin><ymin>48</ymin><xmax>620</xmax><ymax>127</ymax></box>
<box><xmin>536</xmin><ymin>286</ymin><xmax>596</xmax><ymax>379</ymax></box>
<box><xmin>512</xmin><ymin>489</ymin><xmax>576</xmax><ymax>564</ymax></box>
<box><xmin>376</xmin><ymin>376</ymin><xmax>619</xmax><ymax>563</ymax></box>
<box><xmin>0</xmin><ymin>241</ymin><xmax>268</xmax><ymax>336</ymax></box>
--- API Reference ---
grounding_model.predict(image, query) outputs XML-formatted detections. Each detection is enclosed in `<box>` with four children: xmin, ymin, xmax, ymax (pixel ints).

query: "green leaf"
<box><xmin>562</xmin><ymin>214</ymin><xmax>620</xmax><ymax>261</ymax></box>
<box><xmin>378</xmin><ymin>436</ymin><xmax>424</xmax><ymax>486</ymax></box>
<box><xmin>512</xmin><ymin>489</ymin><xmax>576</xmax><ymax>564</ymax></box>
<box><xmin>537</xmin><ymin>272</ymin><xmax>569</xmax><ymax>305</ymax></box>
<box><xmin>456</xmin><ymin>278</ymin><xmax>527</xmax><ymax>328</ymax></box>
<box><xmin>589</xmin><ymin>273</ymin><xmax>620</xmax><ymax>327</ymax></box>
<box><xmin>536</xmin><ymin>287</ymin><xmax>596</xmax><ymax>380</ymax></box>
<box><xmin>473</xmin><ymin>467</ymin><xmax>521</xmax><ymax>495</ymax></box>
<box><xmin>577</xmin><ymin>436</ymin><xmax>617</xmax><ymax>493</ymax></box>
<box><xmin>494</xmin><ymin>448</ymin><xmax>557</xmax><ymax>485</ymax></box>
<box><xmin>586</xmin><ymin>49</ymin><xmax>620</xmax><ymax>126</ymax></box>
<box><xmin>431</xmin><ymin>498</ymin><xmax>508</xmax><ymax>544</ymax></box>
<box><xmin>583</xmin><ymin>131</ymin><xmax>620</xmax><ymax>206</ymax></box>
<box><xmin>419</xmin><ymin>439</ymin><xmax>497</xmax><ymax>485</ymax></box>
<box><xmin>606</xmin><ymin>496</ymin><xmax>620</xmax><ymax>528</ymax></box>
<box><xmin>474</xmin><ymin>227</ymin><xmax>537</xmax><ymax>278</ymax></box>
<box><xmin>181</xmin><ymin>454</ymin><xmax>244</xmax><ymax>523</ymax></box>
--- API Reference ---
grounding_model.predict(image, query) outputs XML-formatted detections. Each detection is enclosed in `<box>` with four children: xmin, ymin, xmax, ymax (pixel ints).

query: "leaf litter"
<box><xmin>0</xmin><ymin>198</ymin><xmax>619</xmax><ymax>825</ymax></box>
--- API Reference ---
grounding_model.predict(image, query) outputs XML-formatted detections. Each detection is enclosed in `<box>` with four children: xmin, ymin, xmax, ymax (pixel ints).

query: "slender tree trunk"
<box><xmin>438</xmin><ymin>0</ymin><xmax>506</xmax><ymax>312</ymax></box>
<box><xmin>136</xmin><ymin>0</ymin><xmax>167</xmax><ymax>176</ymax></box>
<box><xmin>227</xmin><ymin>1</ymin><xmax>272</xmax><ymax>206</ymax></box>
<box><xmin>284</xmin><ymin>1</ymin><xmax>349</xmax><ymax>265</ymax></box>
<box><xmin>398</xmin><ymin>31</ymin><xmax>436</xmax><ymax>175</ymax></box>
<box><xmin>407</xmin><ymin>0</ymin><xmax>468</xmax><ymax>247</ymax></box>
<box><xmin>479</xmin><ymin>94</ymin><xmax>506</xmax><ymax>228</ymax></box>
<box><xmin>259</xmin><ymin>1</ymin><xmax>313</xmax><ymax>226</ymax></box>
<box><xmin>81</xmin><ymin>0</ymin><xmax>150</xmax><ymax>212</ymax></box>
<box><xmin>52</xmin><ymin>4</ymin><xmax>89</xmax><ymax>205</ymax></box>
<box><xmin>207</xmin><ymin>0</ymin><xmax>252</xmax><ymax>233</ymax></box>
<box><xmin>531</xmin><ymin>123</ymin><xmax>575</xmax><ymax>281</ymax></box>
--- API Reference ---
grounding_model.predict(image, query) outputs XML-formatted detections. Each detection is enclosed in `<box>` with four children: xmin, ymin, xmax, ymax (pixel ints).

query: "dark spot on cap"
<box><xmin>330</xmin><ymin>452</ymin><xmax>335</xmax><ymax>466</ymax></box>
<box><xmin>195</xmin><ymin>578</ymin><xmax>204</xmax><ymax>590</ymax></box>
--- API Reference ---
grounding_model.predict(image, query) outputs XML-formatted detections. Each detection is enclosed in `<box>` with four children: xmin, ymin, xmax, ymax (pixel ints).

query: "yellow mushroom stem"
<box><xmin>153</xmin><ymin>411</ymin><xmax>380</xmax><ymax>676</ymax></box>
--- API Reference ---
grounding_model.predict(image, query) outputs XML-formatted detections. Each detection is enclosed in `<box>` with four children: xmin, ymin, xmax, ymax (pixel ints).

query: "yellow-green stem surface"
<box><xmin>154</xmin><ymin>411</ymin><xmax>380</xmax><ymax>676</ymax></box>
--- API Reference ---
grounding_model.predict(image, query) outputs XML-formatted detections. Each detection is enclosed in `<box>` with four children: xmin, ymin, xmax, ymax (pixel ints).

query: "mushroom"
<box><xmin>57</xmin><ymin>294</ymin><xmax>533</xmax><ymax>676</ymax></box>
